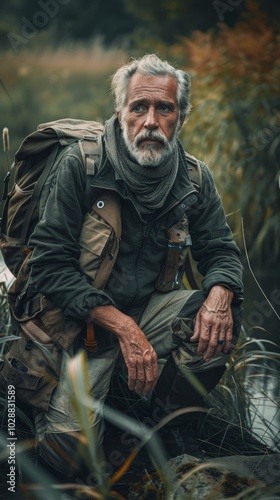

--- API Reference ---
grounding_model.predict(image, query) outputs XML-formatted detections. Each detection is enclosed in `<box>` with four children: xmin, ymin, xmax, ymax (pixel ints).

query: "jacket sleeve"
<box><xmin>188</xmin><ymin>163</ymin><xmax>244</xmax><ymax>305</ymax></box>
<box><xmin>28</xmin><ymin>145</ymin><xmax>114</xmax><ymax>321</ymax></box>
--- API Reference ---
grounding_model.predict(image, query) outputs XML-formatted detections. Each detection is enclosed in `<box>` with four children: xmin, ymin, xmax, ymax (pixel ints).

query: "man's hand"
<box><xmin>118</xmin><ymin>325</ymin><xmax>159</xmax><ymax>396</ymax></box>
<box><xmin>88</xmin><ymin>306</ymin><xmax>158</xmax><ymax>396</ymax></box>
<box><xmin>190</xmin><ymin>285</ymin><xmax>234</xmax><ymax>362</ymax></box>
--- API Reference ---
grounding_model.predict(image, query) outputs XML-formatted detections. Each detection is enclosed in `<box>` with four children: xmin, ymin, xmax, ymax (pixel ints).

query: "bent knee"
<box><xmin>37</xmin><ymin>431</ymin><xmax>91</xmax><ymax>478</ymax></box>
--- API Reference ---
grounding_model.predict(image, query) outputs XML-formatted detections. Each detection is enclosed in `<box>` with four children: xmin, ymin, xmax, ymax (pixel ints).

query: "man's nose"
<box><xmin>144</xmin><ymin>107</ymin><xmax>159</xmax><ymax>130</ymax></box>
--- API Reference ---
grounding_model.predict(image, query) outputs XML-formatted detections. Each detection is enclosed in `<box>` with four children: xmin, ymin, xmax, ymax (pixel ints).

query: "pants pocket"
<box><xmin>0</xmin><ymin>323</ymin><xmax>61</xmax><ymax>411</ymax></box>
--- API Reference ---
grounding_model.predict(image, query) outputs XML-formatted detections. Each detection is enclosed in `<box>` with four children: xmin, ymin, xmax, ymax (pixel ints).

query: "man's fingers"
<box><xmin>135</xmin><ymin>360</ymin><xmax>158</xmax><ymax>395</ymax></box>
<box><xmin>134</xmin><ymin>359</ymin><xmax>146</xmax><ymax>394</ymax></box>
<box><xmin>191</xmin><ymin>303</ymin><xmax>234</xmax><ymax>361</ymax></box>
<box><xmin>222</xmin><ymin>323</ymin><xmax>233</xmax><ymax>353</ymax></box>
<box><xmin>197</xmin><ymin>320</ymin><xmax>212</xmax><ymax>354</ymax></box>
<box><xmin>127</xmin><ymin>353</ymin><xmax>158</xmax><ymax>396</ymax></box>
<box><xmin>143</xmin><ymin>361</ymin><xmax>159</xmax><ymax>394</ymax></box>
<box><xmin>119</xmin><ymin>328</ymin><xmax>158</xmax><ymax>395</ymax></box>
<box><xmin>127</xmin><ymin>365</ymin><xmax>137</xmax><ymax>391</ymax></box>
<box><xmin>190</xmin><ymin>314</ymin><xmax>201</xmax><ymax>342</ymax></box>
<box><xmin>202</xmin><ymin>334</ymin><xmax>219</xmax><ymax>361</ymax></box>
<box><xmin>202</xmin><ymin>322</ymin><xmax>233</xmax><ymax>360</ymax></box>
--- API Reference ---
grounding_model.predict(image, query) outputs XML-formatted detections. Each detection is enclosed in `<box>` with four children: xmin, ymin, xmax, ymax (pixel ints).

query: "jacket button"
<box><xmin>25</xmin><ymin>340</ymin><xmax>33</xmax><ymax>351</ymax></box>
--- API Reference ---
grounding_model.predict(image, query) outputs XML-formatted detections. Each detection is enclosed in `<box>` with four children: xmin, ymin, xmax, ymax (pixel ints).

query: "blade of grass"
<box><xmin>67</xmin><ymin>350</ymin><xmax>109</xmax><ymax>495</ymax></box>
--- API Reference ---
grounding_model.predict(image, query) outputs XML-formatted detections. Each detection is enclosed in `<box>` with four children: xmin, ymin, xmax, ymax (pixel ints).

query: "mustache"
<box><xmin>135</xmin><ymin>130</ymin><xmax>168</xmax><ymax>147</ymax></box>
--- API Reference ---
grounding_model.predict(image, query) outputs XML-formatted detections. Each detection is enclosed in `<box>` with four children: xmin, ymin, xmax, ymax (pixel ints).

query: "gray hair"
<box><xmin>111</xmin><ymin>54</ymin><xmax>191</xmax><ymax>121</ymax></box>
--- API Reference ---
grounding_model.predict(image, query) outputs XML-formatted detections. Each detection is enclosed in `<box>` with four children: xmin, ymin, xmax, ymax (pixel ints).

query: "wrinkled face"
<box><xmin>117</xmin><ymin>73</ymin><xmax>184</xmax><ymax>167</ymax></box>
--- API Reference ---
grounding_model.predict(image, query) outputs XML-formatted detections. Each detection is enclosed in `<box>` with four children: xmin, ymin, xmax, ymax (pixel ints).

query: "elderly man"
<box><xmin>27</xmin><ymin>54</ymin><xmax>243</xmax><ymax>478</ymax></box>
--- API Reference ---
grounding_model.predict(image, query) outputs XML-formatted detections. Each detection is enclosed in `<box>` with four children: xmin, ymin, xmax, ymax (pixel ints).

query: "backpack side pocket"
<box><xmin>0</xmin><ymin>320</ymin><xmax>61</xmax><ymax>411</ymax></box>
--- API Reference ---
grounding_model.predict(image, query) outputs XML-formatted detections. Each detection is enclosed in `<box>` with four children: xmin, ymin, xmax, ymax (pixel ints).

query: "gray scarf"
<box><xmin>104</xmin><ymin>115</ymin><xmax>179</xmax><ymax>215</ymax></box>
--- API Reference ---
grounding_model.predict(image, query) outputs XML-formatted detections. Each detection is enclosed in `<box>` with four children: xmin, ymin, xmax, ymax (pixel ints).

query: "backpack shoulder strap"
<box><xmin>185</xmin><ymin>152</ymin><xmax>202</xmax><ymax>191</ymax></box>
<box><xmin>78</xmin><ymin>134</ymin><xmax>103</xmax><ymax>176</ymax></box>
<box><xmin>79</xmin><ymin>134</ymin><xmax>104</xmax><ymax>212</ymax></box>
<box><xmin>184</xmin><ymin>153</ymin><xmax>204</xmax><ymax>290</ymax></box>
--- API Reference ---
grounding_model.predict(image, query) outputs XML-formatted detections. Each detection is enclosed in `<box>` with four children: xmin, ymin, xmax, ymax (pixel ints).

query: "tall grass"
<box><xmin>203</xmin><ymin>335</ymin><xmax>280</xmax><ymax>453</ymax></box>
<box><xmin>0</xmin><ymin>270</ymin><xmax>279</xmax><ymax>498</ymax></box>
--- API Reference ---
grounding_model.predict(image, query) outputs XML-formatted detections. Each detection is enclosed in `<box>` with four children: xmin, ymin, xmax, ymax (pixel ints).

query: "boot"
<box><xmin>151</xmin><ymin>353</ymin><xmax>225</xmax><ymax>459</ymax></box>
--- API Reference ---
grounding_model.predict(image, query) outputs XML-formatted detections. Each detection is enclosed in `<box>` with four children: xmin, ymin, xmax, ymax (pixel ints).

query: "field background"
<box><xmin>0</xmin><ymin>0</ymin><xmax>279</xmax><ymax>341</ymax></box>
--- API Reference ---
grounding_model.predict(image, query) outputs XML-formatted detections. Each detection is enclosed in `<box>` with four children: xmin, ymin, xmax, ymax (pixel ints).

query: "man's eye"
<box><xmin>159</xmin><ymin>104</ymin><xmax>170</xmax><ymax>112</ymax></box>
<box><xmin>133</xmin><ymin>104</ymin><xmax>145</xmax><ymax>112</ymax></box>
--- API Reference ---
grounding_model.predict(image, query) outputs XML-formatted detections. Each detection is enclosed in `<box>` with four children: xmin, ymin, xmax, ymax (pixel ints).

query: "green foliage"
<box><xmin>123</xmin><ymin>0</ymin><xmax>242</xmax><ymax>45</ymax></box>
<box><xmin>170</xmin><ymin>1</ymin><xmax>280</xmax><ymax>266</ymax></box>
<box><xmin>0</xmin><ymin>0</ymin><xmax>138</xmax><ymax>51</ymax></box>
<box><xmin>1</xmin><ymin>0</ymin><xmax>279</xmax><ymax>54</ymax></box>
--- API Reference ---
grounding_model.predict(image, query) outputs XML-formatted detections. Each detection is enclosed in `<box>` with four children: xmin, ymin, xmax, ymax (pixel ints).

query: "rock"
<box><xmin>210</xmin><ymin>453</ymin><xmax>280</xmax><ymax>486</ymax></box>
<box><xmin>128</xmin><ymin>453</ymin><xmax>280</xmax><ymax>499</ymax></box>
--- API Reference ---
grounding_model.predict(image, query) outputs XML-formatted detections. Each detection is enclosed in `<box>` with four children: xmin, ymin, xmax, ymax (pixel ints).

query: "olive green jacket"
<box><xmin>1</xmin><ymin>137</ymin><xmax>243</xmax><ymax>411</ymax></box>
<box><xmin>28</xmin><ymin>139</ymin><xmax>243</xmax><ymax>321</ymax></box>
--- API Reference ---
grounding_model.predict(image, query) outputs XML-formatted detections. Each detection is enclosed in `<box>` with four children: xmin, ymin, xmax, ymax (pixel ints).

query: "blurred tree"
<box><xmin>50</xmin><ymin>0</ymin><xmax>138</xmax><ymax>45</ymax></box>
<box><xmin>123</xmin><ymin>0</ymin><xmax>243</xmax><ymax>44</ymax></box>
<box><xmin>0</xmin><ymin>0</ymin><xmax>138</xmax><ymax>51</ymax></box>
<box><xmin>173</xmin><ymin>1</ymin><xmax>280</xmax><ymax>266</ymax></box>
<box><xmin>1</xmin><ymin>0</ymin><xmax>279</xmax><ymax>52</ymax></box>
<box><xmin>123</xmin><ymin>0</ymin><xmax>279</xmax><ymax>45</ymax></box>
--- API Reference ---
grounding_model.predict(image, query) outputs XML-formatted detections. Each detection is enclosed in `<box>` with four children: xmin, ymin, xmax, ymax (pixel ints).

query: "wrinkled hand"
<box><xmin>190</xmin><ymin>285</ymin><xmax>234</xmax><ymax>361</ymax></box>
<box><xmin>88</xmin><ymin>305</ymin><xmax>158</xmax><ymax>396</ymax></box>
<box><xmin>118</xmin><ymin>324</ymin><xmax>158</xmax><ymax>396</ymax></box>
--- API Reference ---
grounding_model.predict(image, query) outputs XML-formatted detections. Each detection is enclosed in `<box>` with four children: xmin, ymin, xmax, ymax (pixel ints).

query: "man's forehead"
<box><xmin>126</xmin><ymin>72</ymin><xmax>178</xmax><ymax>103</ymax></box>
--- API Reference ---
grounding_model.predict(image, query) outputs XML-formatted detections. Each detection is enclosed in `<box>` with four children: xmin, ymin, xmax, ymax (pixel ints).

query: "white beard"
<box><xmin>122</xmin><ymin>122</ymin><xmax>180</xmax><ymax>167</ymax></box>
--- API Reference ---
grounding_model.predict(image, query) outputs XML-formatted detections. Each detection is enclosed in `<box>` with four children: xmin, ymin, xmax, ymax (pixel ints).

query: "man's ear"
<box><xmin>117</xmin><ymin>111</ymin><xmax>122</xmax><ymax>129</ymax></box>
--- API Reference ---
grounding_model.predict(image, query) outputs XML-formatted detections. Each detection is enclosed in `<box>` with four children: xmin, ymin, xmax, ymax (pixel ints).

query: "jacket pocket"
<box><xmin>79</xmin><ymin>211</ymin><xmax>113</xmax><ymax>283</ymax></box>
<box><xmin>0</xmin><ymin>321</ymin><xmax>61</xmax><ymax>411</ymax></box>
<box><xmin>1</xmin><ymin>356</ymin><xmax>42</xmax><ymax>390</ymax></box>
